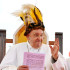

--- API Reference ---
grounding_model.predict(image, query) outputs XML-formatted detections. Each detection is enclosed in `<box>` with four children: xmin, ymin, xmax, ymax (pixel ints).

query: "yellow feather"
<box><xmin>13</xmin><ymin>4</ymin><xmax>43</xmax><ymax>25</ymax></box>
<box><xmin>35</xmin><ymin>7</ymin><xmax>43</xmax><ymax>22</ymax></box>
<box><xmin>30</xmin><ymin>9</ymin><xmax>38</xmax><ymax>24</ymax></box>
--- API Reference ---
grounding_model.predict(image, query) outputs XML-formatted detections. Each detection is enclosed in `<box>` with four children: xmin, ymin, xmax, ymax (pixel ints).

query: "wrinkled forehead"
<box><xmin>29</xmin><ymin>29</ymin><xmax>44</xmax><ymax>35</ymax></box>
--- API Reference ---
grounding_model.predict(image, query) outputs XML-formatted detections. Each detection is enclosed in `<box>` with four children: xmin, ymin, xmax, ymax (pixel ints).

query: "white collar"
<box><xmin>27</xmin><ymin>41</ymin><xmax>32</xmax><ymax>49</ymax></box>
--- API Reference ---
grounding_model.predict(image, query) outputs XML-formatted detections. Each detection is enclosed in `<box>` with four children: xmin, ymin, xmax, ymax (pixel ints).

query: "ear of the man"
<box><xmin>26</xmin><ymin>34</ymin><xmax>30</xmax><ymax>40</ymax></box>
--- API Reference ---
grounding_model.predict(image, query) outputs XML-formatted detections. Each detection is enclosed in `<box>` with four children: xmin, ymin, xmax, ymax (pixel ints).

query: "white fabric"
<box><xmin>66</xmin><ymin>58</ymin><xmax>70</xmax><ymax>70</ymax></box>
<box><xmin>0</xmin><ymin>42</ymin><xmax>67</xmax><ymax>70</ymax></box>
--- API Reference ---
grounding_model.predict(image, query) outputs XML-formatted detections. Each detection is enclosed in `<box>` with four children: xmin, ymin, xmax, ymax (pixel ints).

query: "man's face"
<box><xmin>27</xmin><ymin>29</ymin><xmax>44</xmax><ymax>49</ymax></box>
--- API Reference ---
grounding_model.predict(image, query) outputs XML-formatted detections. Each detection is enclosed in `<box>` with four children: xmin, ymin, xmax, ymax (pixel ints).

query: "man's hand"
<box><xmin>17</xmin><ymin>65</ymin><xmax>29</xmax><ymax>70</ymax></box>
<box><xmin>49</xmin><ymin>38</ymin><xmax>59</xmax><ymax>60</ymax></box>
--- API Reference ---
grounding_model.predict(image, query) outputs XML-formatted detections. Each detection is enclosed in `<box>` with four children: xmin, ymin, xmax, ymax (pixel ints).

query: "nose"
<box><xmin>36</xmin><ymin>36</ymin><xmax>43</xmax><ymax>41</ymax></box>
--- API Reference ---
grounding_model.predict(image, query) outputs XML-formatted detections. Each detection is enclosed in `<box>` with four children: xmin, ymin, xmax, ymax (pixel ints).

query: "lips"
<box><xmin>36</xmin><ymin>39</ymin><xmax>42</xmax><ymax>42</ymax></box>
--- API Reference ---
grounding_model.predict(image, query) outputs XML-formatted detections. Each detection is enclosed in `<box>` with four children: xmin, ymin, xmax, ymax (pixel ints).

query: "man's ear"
<box><xmin>26</xmin><ymin>34</ymin><xmax>30</xmax><ymax>40</ymax></box>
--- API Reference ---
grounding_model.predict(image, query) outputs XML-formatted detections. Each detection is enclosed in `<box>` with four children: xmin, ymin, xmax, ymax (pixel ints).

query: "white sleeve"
<box><xmin>66</xmin><ymin>58</ymin><xmax>70</xmax><ymax>70</ymax></box>
<box><xmin>0</xmin><ymin>46</ymin><xmax>17</xmax><ymax>70</ymax></box>
<box><xmin>52</xmin><ymin>52</ymin><xmax>68</xmax><ymax>70</ymax></box>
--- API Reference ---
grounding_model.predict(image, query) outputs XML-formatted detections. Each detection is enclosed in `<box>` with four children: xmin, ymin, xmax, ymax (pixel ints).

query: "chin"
<box><xmin>36</xmin><ymin>43</ymin><xmax>42</xmax><ymax>48</ymax></box>
<box><xmin>34</xmin><ymin>42</ymin><xmax>42</xmax><ymax>48</ymax></box>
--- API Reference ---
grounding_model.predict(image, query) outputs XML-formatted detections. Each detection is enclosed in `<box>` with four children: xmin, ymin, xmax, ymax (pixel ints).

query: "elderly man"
<box><xmin>0</xmin><ymin>4</ymin><xmax>67</xmax><ymax>70</ymax></box>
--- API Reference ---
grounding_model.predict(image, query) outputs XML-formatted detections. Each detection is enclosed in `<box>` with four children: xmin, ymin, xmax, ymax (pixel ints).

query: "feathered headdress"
<box><xmin>13</xmin><ymin>4</ymin><xmax>45</xmax><ymax>36</ymax></box>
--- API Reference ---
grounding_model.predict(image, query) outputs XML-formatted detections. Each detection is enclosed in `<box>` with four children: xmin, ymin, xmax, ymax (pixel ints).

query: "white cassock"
<box><xmin>0</xmin><ymin>42</ymin><xmax>67</xmax><ymax>70</ymax></box>
<box><xmin>66</xmin><ymin>58</ymin><xmax>70</xmax><ymax>70</ymax></box>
